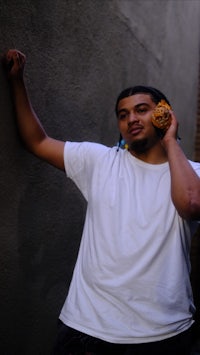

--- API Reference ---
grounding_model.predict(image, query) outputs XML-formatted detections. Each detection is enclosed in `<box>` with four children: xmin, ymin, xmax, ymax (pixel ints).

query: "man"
<box><xmin>3</xmin><ymin>49</ymin><xmax>200</xmax><ymax>354</ymax></box>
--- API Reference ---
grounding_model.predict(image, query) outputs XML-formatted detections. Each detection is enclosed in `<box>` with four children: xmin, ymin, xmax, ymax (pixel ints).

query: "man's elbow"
<box><xmin>178</xmin><ymin>198</ymin><xmax>200</xmax><ymax>220</ymax></box>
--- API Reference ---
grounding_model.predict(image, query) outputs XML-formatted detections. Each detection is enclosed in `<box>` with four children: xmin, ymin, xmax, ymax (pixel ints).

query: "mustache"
<box><xmin>128</xmin><ymin>123</ymin><xmax>143</xmax><ymax>133</ymax></box>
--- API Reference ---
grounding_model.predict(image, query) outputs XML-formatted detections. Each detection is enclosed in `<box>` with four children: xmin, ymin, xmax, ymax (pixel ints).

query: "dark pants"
<box><xmin>53</xmin><ymin>320</ymin><xmax>192</xmax><ymax>355</ymax></box>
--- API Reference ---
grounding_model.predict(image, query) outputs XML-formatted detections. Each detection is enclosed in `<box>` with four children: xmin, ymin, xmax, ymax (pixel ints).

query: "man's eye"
<box><xmin>137</xmin><ymin>108</ymin><xmax>147</xmax><ymax>114</ymax></box>
<box><xmin>118</xmin><ymin>112</ymin><xmax>128</xmax><ymax>120</ymax></box>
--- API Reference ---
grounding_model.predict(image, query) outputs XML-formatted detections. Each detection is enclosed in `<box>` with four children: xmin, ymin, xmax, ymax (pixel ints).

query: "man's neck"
<box><xmin>129</xmin><ymin>144</ymin><xmax>168</xmax><ymax>164</ymax></box>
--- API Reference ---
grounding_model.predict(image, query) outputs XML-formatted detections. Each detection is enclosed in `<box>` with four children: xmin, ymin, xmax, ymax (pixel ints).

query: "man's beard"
<box><xmin>129</xmin><ymin>138</ymin><xmax>149</xmax><ymax>153</ymax></box>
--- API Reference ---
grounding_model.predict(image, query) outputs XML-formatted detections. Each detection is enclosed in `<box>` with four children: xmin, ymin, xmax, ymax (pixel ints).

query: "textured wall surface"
<box><xmin>0</xmin><ymin>0</ymin><xmax>200</xmax><ymax>354</ymax></box>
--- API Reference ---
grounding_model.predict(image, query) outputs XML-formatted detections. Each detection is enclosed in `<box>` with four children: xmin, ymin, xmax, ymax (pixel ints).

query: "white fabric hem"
<box><xmin>59</xmin><ymin>315</ymin><xmax>194</xmax><ymax>345</ymax></box>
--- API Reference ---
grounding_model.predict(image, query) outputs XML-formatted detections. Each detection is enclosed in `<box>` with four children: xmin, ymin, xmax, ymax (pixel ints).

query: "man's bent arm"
<box><xmin>4</xmin><ymin>49</ymin><xmax>65</xmax><ymax>171</ymax></box>
<box><xmin>163</xmin><ymin>112</ymin><xmax>200</xmax><ymax>220</ymax></box>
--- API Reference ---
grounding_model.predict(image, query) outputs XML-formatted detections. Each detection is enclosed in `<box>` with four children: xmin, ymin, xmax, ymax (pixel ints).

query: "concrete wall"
<box><xmin>0</xmin><ymin>0</ymin><xmax>200</xmax><ymax>354</ymax></box>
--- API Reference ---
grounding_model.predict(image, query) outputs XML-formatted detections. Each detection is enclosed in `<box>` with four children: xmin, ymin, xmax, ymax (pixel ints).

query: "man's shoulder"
<box><xmin>65</xmin><ymin>141</ymin><xmax>120</xmax><ymax>163</ymax></box>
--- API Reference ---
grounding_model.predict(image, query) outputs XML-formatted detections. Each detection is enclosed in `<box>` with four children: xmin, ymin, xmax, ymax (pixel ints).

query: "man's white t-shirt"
<box><xmin>59</xmin><ymin>141</ymin><xmax>200</xmax><ymax>344</ymax></box>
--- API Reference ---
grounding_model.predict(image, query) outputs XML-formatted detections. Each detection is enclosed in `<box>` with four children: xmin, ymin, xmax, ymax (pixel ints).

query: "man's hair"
<box><xmin>115</xmin><ymin>85</ymin><xmax>170</xmax><ymax>116</ymax></box>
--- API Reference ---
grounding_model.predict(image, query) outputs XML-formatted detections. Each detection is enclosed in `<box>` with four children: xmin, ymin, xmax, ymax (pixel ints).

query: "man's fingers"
<box><xmin>7</xmin><ymin>58</ymin><xmax>14</xmax><ymax>71</ymax></box>
<box><xmin>3</xmin><ymin>49</ymin><xmax>26</xmax><ymax>75</ymax></box>
<box><xmin>5</xmin><ymin>49</ymin><xmax>25</xmax><ymax>65</ymax></box>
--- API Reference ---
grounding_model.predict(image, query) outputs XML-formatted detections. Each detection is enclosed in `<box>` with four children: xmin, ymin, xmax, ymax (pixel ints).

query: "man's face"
<box><xmin>117</xmin><ymin>93</ymin><xmax>159</xmax><ymax>153</ymax></box>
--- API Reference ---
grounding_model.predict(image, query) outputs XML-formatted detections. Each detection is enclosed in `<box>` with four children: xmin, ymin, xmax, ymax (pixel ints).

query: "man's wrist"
<box><xmin>162</xmin><ymin>136</ymin><xmax>179</xmax><ymax>153</ymax></box>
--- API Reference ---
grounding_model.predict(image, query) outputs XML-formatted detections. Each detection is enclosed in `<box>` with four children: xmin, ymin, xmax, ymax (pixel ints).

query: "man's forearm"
<box><xmin>10</xmin><ymin>77</ymin><xmax>47</xmax><ymax>154</ymax></box>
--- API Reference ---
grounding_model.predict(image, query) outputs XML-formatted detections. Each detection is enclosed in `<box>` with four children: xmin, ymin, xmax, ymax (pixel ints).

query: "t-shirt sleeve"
<box><xmin>63</xmin><ymin>141</ymin><xmax>109</xmax><ymax>200</ymax></box>
<box><xmin>189</xmin><ymin>160</ymin><xmax>200</xmax><ymax>177</ymax></box>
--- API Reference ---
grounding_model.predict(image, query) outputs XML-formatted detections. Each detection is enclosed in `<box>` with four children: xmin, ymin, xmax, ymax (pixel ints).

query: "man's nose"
<box><xmin>128</xmin><ymin>111</ymin><xmax>138</xmax><ymax>124</ymax></box>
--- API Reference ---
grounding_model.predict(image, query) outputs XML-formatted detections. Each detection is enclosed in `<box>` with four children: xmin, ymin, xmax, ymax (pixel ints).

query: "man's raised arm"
<box><xmin>3</xmin><ymin>49</ymin><xmax>65</xmax><ymax>171</ymax></box>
